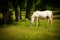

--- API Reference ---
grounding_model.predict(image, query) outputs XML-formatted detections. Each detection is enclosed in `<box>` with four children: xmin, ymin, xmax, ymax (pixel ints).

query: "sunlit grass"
<box><xmin>0</xmin><ymin>8</ymin><xmax>60</xmax><ymax>40</ymax></box>
<box><xmin>0</xmin><ymin>19</ymin><xmax>60</xmax><ymax>40</ymax></box>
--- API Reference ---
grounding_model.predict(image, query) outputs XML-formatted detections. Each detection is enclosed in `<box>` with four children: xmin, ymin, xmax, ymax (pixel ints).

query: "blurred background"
<box><xmin>0</xmin><ymin>0</ymin><xmax>60</xmax><ymax>25</ymax></box>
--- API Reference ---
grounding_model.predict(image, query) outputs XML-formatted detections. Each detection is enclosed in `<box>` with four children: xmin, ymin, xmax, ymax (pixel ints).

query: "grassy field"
<box><xmin>0</xmin><ymin>19</ymin><xmax>60</xmax><ymax>40</ymax></box>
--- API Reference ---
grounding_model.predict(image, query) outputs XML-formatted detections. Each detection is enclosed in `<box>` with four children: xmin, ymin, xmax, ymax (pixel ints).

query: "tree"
<box><xmin>12</xmin><ymin>0</ymin><xmax>20</xmax><ymax>21</ymax></box>
<box><xmin>18</xmin><ymin>0</ymin><xmax>24</xmax><ymax>20</ymax></box>
<box><xmin>32</xmin><ymin>0</ymin><xmax>41</xmax><ymax>11</ymax></box>
<box><xmin>25</xmin><ymin>0</ymin><xmax>34</xmax><ymax>20</ymax></box>
<box><xmin>0</xmin><ymin>0</ymin><xmax>10</xmax><ymax>24</ymax></box>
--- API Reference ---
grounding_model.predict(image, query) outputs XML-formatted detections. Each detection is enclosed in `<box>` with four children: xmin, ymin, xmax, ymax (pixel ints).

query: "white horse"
<box><xmin>30</xmin><ymin>10</ymin><xmax>53</xmax><ymax>26</ymax></box>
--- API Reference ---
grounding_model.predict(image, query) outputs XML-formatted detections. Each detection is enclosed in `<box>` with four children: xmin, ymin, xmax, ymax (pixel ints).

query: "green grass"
<box><xmin>0</xmin><ymin>19</ymin><xmax>60</xmax><ymax>40</ymax></box>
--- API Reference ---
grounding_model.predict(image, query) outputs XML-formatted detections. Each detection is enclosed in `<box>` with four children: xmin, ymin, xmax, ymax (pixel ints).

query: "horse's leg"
<box><xmin>30</xmin><ymin>17</ymin><xmax>34</xmax><ymax>26</ymax></box>
<box><xmin>46</xmin><ymin>16</ymin><xmax>49</xmax><ymax>25</ymax></box>
<box><xmin>49</xmin><ymin>13</ymin><xmax>53</xmax><ymax>25</ymax></box>
<box><xmin>49</xmin><ymin>17</ymin><xmax>52</xmax><ymax>25</ymax></box>
<box><xmin>36</xmin><ymin>17</ymin><xmax>39</xmax><ymax>26</ymax></box>
<box><xmin>38</xmin><ymin>17</ymin><xmax>40</xmax><ymax>26</ymax></box>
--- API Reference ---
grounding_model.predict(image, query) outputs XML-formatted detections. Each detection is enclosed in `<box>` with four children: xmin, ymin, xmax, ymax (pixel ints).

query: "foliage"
<box><xmin>0</xmin><ymin>0</ymin><xmax>60</xmax><ymax>24</ymax></box>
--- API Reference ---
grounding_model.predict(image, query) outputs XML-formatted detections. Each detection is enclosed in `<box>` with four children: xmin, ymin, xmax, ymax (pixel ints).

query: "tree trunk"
<box><xmin>15</xmin><ymin>7</ymin><xmax>20</xmax><ymax>21</ymax></box>
<box><xmin>3</xmin><ymin>12</ymin><xmax>7</xmax><ymax>24</ymax></box>
<box><xmin>8</xmin><ymin>9</ymin><xmax>14</xmax><ymax>23</ymax></box>
<box><xmin>15</xmin><ymin>11</ymin><xmax>19</xmax><ymax>21</ymax></box>
<box><xmin>3</xmin><ymin>10</ymin><xmax>9</xmax><ymax>24</ymax></box>
<box><xmin>20</xmin><ymin>9</ymin><xmax>22</xmax><ymax>20</ymax></box>
<box><xmin>19</xmin><ymin>6</ymin><xmax>22</xmax><ymax>20</ymax></box>
<box><xmin>25</xmin><ymin>0</ymin><xmax>33</xmax><ymax>20</ymax></box>
<box><xmin>25</xmin><ymin>9</ymin><xmax>31</xmax><ymax>20</ymax></box>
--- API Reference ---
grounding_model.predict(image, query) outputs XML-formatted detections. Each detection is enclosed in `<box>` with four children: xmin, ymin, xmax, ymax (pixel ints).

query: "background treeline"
<box><xmin>0</xmin><ymin>0</ymin><xmax>60</xmax><ymax>24</ymax></box>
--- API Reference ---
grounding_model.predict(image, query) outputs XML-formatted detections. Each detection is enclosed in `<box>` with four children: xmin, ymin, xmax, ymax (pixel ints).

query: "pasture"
<box><xmin>0</xmin><ymin>19</ymin><xmax>60</xmax><ymax>40</ymax></box>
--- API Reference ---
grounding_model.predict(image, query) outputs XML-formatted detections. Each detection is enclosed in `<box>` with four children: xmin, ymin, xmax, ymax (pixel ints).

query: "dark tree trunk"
<box><xmin>12</xmin><ymin>0</ymin><xmax>20</xmax><ymax>21</ymax></box>
<box><xmin>3</xmin><ymin>12</ymin><xmax>7</xmax><ymax>24</ymax></box>
<box><xmin>18</xmin><ymin>0</ymin><xmax>24</xmax><ymax>20</ymax></box>
<box><xmin>25</xmin><ymin>0</ymin><xmax>33</xmax><ymax>20</ymax></box>
<box><xmin>20</xmin><ymin>9</ymin><xmax>22</xmax><ymax>20</ymax></box>
<box><xmin>25</xmin><ymin>9</ymin><xmax>31</xmax><ymax>20</ymax></box>
<box><xmin>8</xmin><ymin>9</ymin><xmax>13</xmax><ymax>23</ymax></box>
<box><xmin>20</xmin><ymin>5</ymin><xmax>22</xmax><ymax>20</ymax></box>
<box><xmin>2</xmin><ymin>9</ymin><xmax>9</xmax><ymax>24</ymax></box>
<box><xmin>15</xmin><ymin>9</ymin><xmax>20</xmax><ymax>21</ymax></box>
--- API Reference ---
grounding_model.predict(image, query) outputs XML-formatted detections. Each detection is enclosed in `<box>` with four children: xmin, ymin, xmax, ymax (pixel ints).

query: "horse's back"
<box><xmin>45</xmin><ymin>10</ymin><xmax>53</xmax><ymax>17</ymax></box>
<box><xmin>32</xmin><ymin>10</ymin><xmax>53</xmax><ymax>18</ymax></box>
<box><xmin>32</xmin><ymin>10</ymin><xmax>40</xmax><ymax>17</ymax></box>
